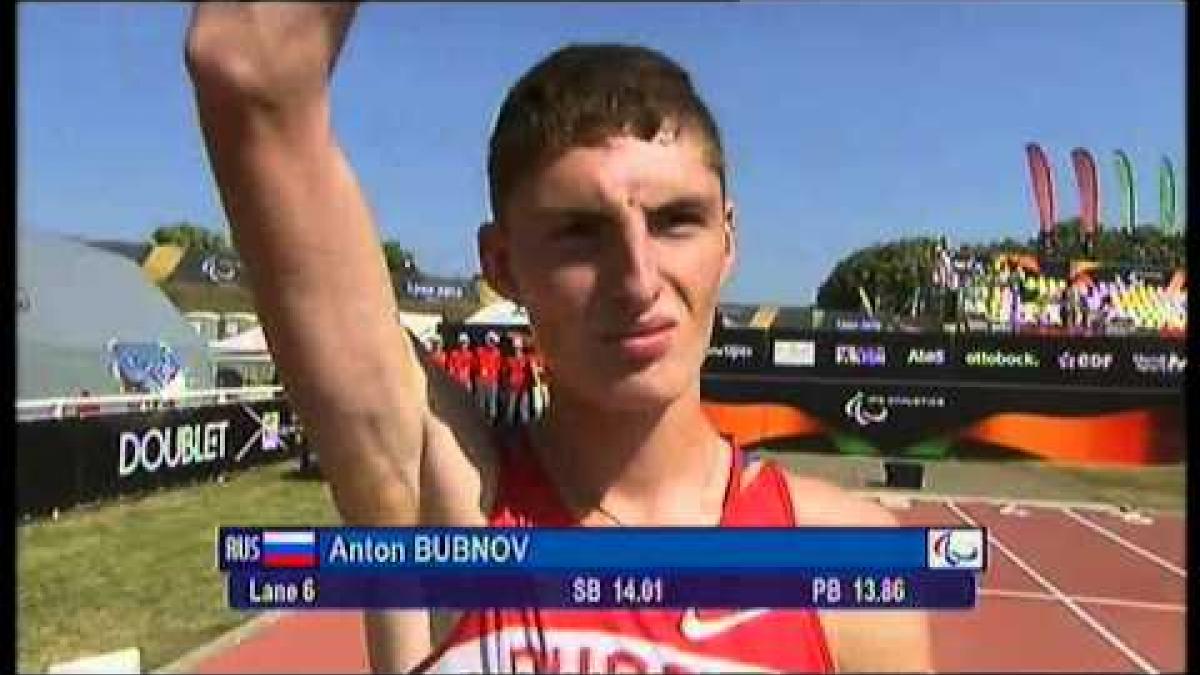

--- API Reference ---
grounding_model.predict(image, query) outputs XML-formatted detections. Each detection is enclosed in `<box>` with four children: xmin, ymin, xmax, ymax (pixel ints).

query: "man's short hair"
<box><xmin>487</xmin><ymin>43</ymin><xmax>727</xmax><ymax>219</ymax></box>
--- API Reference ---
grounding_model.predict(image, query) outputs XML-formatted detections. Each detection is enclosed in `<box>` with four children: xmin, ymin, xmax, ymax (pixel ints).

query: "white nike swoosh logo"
<box><xmin>679</xmin><ymin>608</ymin><xmax>771</xmax><ymax>642</ymax></box>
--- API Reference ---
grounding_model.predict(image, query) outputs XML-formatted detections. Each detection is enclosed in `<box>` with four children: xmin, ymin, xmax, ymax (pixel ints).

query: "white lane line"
<box><xmin>852</xmin><ymin>490</ymin><xmax>1137</xmax><ymax>514</ymax></box>
<box><xmin>945</xmin><ymin>501</ymin><xmax>1159</xmax><ymax>675</ymax></box>
<box><xmin>1061</xmin><ymin>508</ymin><xmax>1186</xmax><ymax>578</ymax></box>
<box><xmin>981</xmin><ymin>588</ymin><xmax>1186</xmax><ymax>613</ymax></box>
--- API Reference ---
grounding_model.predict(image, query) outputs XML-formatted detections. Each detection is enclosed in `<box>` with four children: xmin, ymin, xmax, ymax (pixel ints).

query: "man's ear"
<box><xmin>478</xmin><ymin>220</ymin><xmax>520</xmax><ymax>302</ymax></box>
<box><xmin>719</xmin><ymin>200</ymin><xmax>737</xmax><ymax>287</ymax></box>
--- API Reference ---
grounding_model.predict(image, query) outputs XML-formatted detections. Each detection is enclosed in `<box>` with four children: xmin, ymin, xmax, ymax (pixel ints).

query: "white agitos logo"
<box><xmin>679</xmin><ymin>608</ymin><xmax>772</xmax><ymax>642</ymax></box>
<box><xmin>844</xmin><ymin>391</ymin><xmax>888</xmax><ymax>427</ymax></box>
<box><xmin>927</xmin><ymin>528</ymin><xmax>985</xmax><ymax>569</ymax></box>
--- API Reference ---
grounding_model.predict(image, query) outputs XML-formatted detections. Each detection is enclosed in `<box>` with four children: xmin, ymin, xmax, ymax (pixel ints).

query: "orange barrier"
<box><xmin>703</xmin><ymin>401</ymin><xmax>1182</xmax><ymax>465</ymax></box>
<box><xmin>703</xmin><ymin>402</ymin><xmax>826</xmax><ymax>449</ymax></box>
<box><xmin>957</xmin><ymin>409</ymin><xmax>1175</xmax><ymax>465</ymax></box>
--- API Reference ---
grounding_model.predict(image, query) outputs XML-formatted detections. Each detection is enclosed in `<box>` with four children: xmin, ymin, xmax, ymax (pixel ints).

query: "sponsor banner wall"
<box><xmin>815</xmin><ymin>332</ymin><xmax>957</xmax><ymax>381</ymax></box>
<box><xmin>709</xmin><ymin>327</ymin><xmax>1185</xmax><ymax>387</ymax></box>
<box><xmin>955</xmin><ymin>334</ymin><xmax>1185</xmax><ymax>387</ymax></box>
<box><xmin>702</xmin><ymin>328</ymin><xmax>1183</xmax><ymax>456</ymax></box>
<box><xmin>17</xmin><ymin>400</ymin><xmax>305</xmax><ymax>517</ymax></box>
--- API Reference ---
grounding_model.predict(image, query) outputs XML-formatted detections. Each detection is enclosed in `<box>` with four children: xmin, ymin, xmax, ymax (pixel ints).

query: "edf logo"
<box><xmin>928</xmin><ymin>529</ymin><xmax>985</xmax><ymax>569</ymax></box>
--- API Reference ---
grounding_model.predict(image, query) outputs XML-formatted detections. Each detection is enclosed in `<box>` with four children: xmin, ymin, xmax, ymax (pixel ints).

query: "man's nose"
<box><xmin>609</xmin><ymin>218</ymin><xmax>662</xmax><ymax>312</ymax></box>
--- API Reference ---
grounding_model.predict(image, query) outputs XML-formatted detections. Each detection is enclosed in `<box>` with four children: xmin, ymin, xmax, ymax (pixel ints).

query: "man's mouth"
<box><xmin>602</xmin><ymin>318</ymin><xmax>678</xmax><ymax>362</ymax></box>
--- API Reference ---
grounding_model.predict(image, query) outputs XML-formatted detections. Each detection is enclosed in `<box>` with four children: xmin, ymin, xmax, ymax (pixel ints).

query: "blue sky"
<box><xmin>18</xmin><ymin>2</ymin><xmax>1184</xmax><ymax>305</ymax></box>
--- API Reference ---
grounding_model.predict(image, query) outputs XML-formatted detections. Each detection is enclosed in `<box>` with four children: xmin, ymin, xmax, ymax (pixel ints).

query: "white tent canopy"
<box><xmin>397</xmin><ymin>311</ymin><xmax>443</xmax><ymax>342</ymax></box>
<box><xmin>18</xmin><ymin>230</ymin><xmax>215</xmax><ymax>398</ymax></box>
<box><xmin>209</xmin><ymin>312</ymin><xmax>444</xmax><ymax>354</ymax></box>
<box><xmin>465</xmin><ymin>300</ymin><xmax>529</xmax><ymax>327</ymax></box>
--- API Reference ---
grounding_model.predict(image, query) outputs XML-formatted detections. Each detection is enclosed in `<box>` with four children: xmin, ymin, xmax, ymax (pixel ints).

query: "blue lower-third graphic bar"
<box><xmin>228</xmin><ymin>570</ymin><xmax>976</xmax><ymax>610</ymax></box>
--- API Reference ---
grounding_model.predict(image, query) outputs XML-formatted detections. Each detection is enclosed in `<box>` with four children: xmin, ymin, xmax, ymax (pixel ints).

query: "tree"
<box><xmin>816</xmin><ymin>220</ymin><xmax>1186</xmax><ymax>314</ymax></box>
<box><xmin>151</xmin><ymin>221</ymin><xmax>229</xmax><ymax>253</ymax></box>
<box><xmin>816</xmin><ymin>237</ymin><xmax>940</xmax><ymax>313</ymax></box>
<box><xmin>382</xmin><ymin>241</ymin><xmax>418</xmax><ymax>280</ymax></box>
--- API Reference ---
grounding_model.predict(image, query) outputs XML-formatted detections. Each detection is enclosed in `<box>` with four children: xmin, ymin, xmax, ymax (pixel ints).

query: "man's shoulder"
<box><xmin>773</xmin><ymin>469</ymin><xmax>933</xmax><ymax>672</ymax></box>
<box><xmin>775</xmin><ymin>468</ymin><xmax>900</xmax><ymax>528</ymax></box>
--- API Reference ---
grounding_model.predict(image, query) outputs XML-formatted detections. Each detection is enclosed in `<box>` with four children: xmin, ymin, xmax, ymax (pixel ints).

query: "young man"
<box><xmin>185</xmin><ymin>3</ymin><xmax>931</xmax><ymax>672</ymax></box>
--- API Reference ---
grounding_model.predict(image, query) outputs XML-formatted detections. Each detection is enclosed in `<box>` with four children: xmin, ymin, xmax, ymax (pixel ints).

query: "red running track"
<box><xmin>183</xmin><ymin>498</ymin><xmax>1185</xmax><ymax>673</ymax></box>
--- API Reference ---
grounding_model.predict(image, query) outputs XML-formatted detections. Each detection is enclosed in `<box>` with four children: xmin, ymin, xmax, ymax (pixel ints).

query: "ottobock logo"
<box><xmin>773</xmin><ymin>339</ymin><xmax>815</xmax><ymax>367</ymax></box>
<box><xmin>1132</xmin><ymin>352</ymin><xmax>1186</xmax><ymax>375</ymax></box>
<box><xmin>964</xmin><ymin>350</ymin><xmax>1040</xmax><ymax>368</ymax></box>
<box><xmin>906</xmin><ymin>348</ymin><xmax>945</xmax><ymax>366</ymax></box>
<box><xmin>927</xmin><ymin>529</ymin><xmax>985</xmax><ymax>569</ymax></box>
<box><xmin>835</xmin><ymin>344</ymin><xmax>886</xmax><ymax>366</ymax></box>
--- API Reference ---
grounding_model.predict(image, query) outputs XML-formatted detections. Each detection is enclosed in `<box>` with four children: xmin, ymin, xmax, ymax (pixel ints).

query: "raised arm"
<box><xmin>185</xmin><ymin>5</ymin><xmax>496</xmax><ymax>667</ymax></box>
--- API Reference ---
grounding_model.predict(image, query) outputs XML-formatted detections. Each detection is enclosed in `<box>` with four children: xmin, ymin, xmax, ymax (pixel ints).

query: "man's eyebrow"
<box><xmin>537</xmin><ymin>194</ymin><xmax>716</xmax><ymax>214</ymax></box>
<box><xmin>531</xmin><ymin>204</ymin><xmax>617</xmax><ymax>223</ymax></box>
<box><xmin>647</xmin><ymin>195</ymin><xmax>717</xmax><ymax>214</ymax></box>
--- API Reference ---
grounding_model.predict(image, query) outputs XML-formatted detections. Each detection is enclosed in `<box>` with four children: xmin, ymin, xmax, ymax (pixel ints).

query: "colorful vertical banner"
<box><xmin>1114</xmin><ymin>150</ymin><xmax>1136</xmax><ymax>233</ymax></box>
<box><xmin>1159</xmin><ymin>156</ymin><xmax>1177</xmax><ymax>234</ymax></box>
<box><xmin>1070</xmin><ymin>148</ymin><xmax>1100</xmax><ymax>239</ymax></box>
<box><xmin>1025</xmin><ymin>143</ymin><xmax>1057</xmax><ymax>238</ymax></box>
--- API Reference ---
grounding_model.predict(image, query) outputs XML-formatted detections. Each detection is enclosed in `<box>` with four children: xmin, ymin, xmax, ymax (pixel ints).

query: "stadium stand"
<box><xmin>184</xmin><ymin>311</ymin><xmax>223</xmax><ymax>342</ymax></box>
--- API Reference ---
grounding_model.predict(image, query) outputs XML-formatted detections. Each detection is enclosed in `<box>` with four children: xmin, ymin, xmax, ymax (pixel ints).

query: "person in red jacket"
<box><xmin>444</xmin><ymin>332</ymin><xmax>474</xmax><ymax>391</ymax></box>
<box><xmin>526</xmin><ymin>345</ymin><xmax>549</xmax><ymax>421</ymax></box>
<box><xmin>502</xmin><ymin>334</ymin><xmax>531</xmax><ymax>427</ymax></box>
<box><xmin>473</xmin><ymin>330</ymin><xmax>503</xmax><ymax>424</ymax></box>
<box><xmin>427</xmin><ymin>335</ymin><xmax>447</xmax><ymax>372</ymax></box>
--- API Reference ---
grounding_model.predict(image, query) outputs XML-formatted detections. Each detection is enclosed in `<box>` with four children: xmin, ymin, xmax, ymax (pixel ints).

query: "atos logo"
<box><xmin>928</xmin><ymin>529</ymin><xmax>985</xmax><ymax>569</ymax></box>
<box><xmin>906</xmin><ymin>348</ymin><xmax>945</xmax><ymax>366</ymax></box>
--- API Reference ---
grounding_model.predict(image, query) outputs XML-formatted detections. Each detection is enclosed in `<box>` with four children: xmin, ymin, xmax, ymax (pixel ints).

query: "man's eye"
<box><xmin>555</xmin><ymin>222</ymin><xmax>596</xmax><ymax>240</ymax></box>
<box><xmin>651</xmin><ymin>211</ymin><xmax>706</xmax><ymax>235</ymax></box>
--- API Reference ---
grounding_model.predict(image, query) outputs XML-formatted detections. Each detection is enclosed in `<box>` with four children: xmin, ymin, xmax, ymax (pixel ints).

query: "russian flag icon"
<box><xmin>262</xmin><ymin>530</ymin><xmax>317</xmax><ymax>568</ymax></box>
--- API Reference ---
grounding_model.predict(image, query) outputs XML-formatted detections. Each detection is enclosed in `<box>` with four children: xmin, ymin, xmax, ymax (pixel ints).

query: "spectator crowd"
<box><xmin>931</xmin><ymin>240</ymin><xmax>1186</xmax><ymax>335</ymax></box>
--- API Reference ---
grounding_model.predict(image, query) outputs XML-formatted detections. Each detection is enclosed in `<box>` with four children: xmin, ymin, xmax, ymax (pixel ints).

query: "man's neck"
<box><xmin>529</xmin><ymin>385</ymin><xmax>728</xmax><ymax>525</ymax></box>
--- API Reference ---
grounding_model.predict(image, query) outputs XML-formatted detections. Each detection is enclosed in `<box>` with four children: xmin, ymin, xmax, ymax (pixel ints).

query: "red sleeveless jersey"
<box><xmin>415</xmin><ymin>435</ymin><xmax>834</xmax><ymax>673</ymax></box>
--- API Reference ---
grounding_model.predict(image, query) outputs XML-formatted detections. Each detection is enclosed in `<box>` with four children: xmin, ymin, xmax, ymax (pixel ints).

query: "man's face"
<box><xmin>483</xmin><ymin>131</ymin><xmax>734</xmax><ymax>411</ymax></box>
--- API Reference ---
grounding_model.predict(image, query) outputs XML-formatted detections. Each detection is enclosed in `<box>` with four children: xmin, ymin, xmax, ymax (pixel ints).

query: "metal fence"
<box><xmin>15</xmin><ymin>386</ymin><xmax>285</xmax><ymax>423</ymax></box>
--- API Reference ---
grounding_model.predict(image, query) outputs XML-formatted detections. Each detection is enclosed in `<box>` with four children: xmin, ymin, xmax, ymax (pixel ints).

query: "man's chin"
<box><xmin>590</xmin><ymin>366</ymin><xmax>690</xmax><ymax>412</ymax></box>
